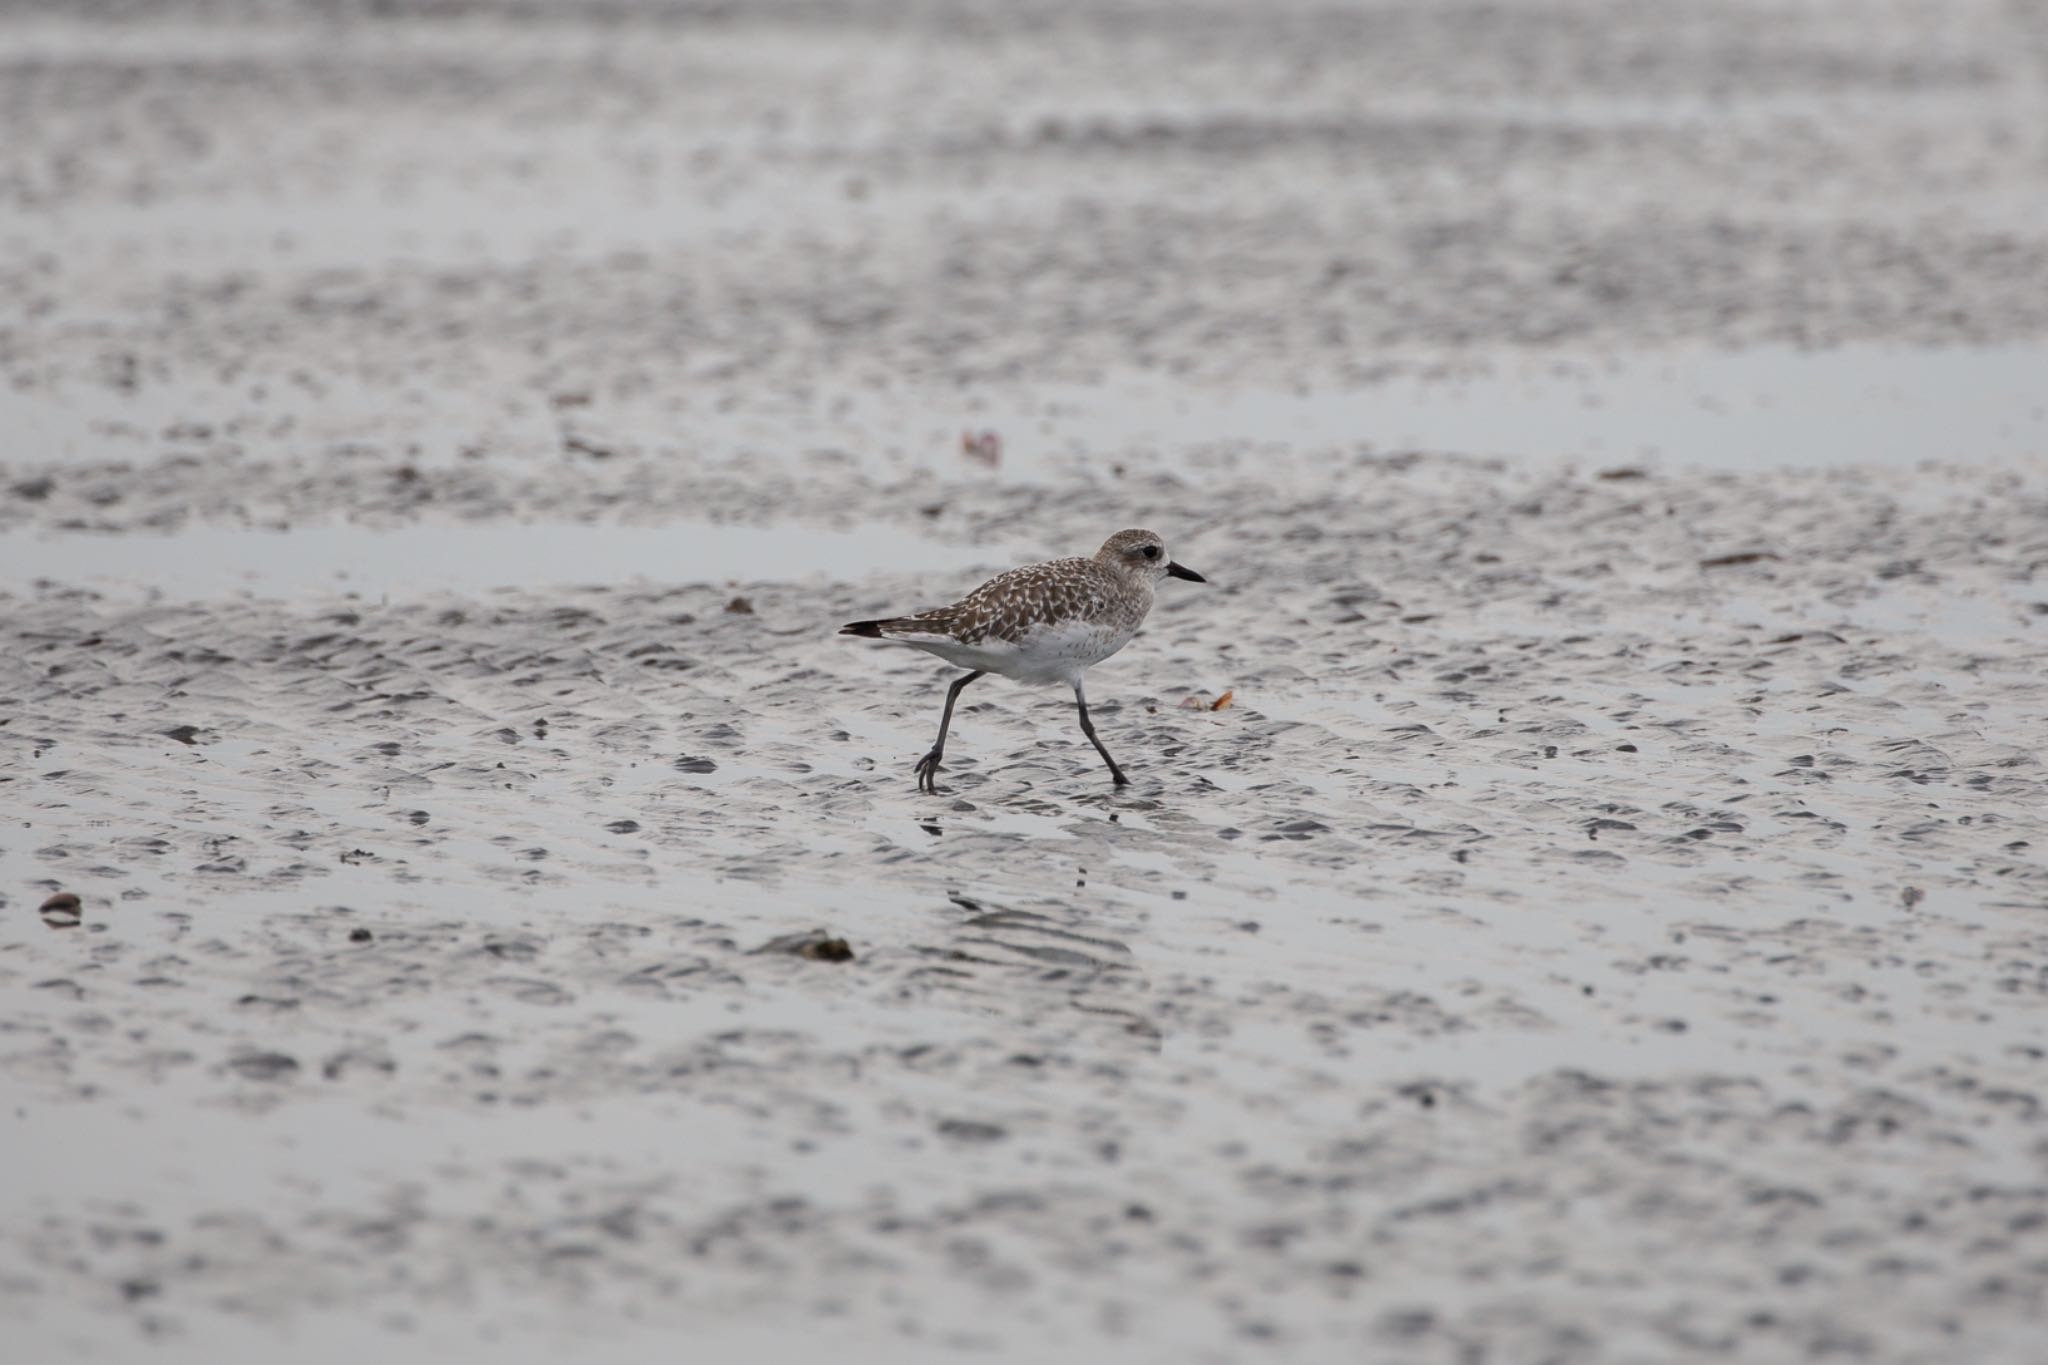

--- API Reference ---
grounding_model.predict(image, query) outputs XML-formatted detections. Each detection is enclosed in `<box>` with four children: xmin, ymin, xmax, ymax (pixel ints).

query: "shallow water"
<box><xmin>950</xmin><ymin>344</ymin><xmax>2048</xmax><ymax>474</ymax></box>
<box><xmin>8</xmin><ymin>344</ymin><xmax>2046</xmax><ymax>480</ymax></box>
<box><xmin>0</xmin><ymin>521</ymin><xmax>1007</xmax><ymax>598</ymax></box>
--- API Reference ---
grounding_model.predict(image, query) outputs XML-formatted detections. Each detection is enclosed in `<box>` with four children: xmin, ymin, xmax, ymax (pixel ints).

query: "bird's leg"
<box><xmin>915</xmin><ymin>669</ymin><xmax>985</xmax><ymax>794</ymax></box>
<box><xmin>1073</xmin><ymin>678</ymin><xmax>1129</xmax><ymax>786</ymax></box>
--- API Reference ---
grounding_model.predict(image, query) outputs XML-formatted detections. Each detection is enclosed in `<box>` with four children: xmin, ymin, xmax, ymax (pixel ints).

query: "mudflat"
<box><xmin>3</xmin><ymin>2</ymin><xmax>2046</xmax><ymax>1362</ymax></box>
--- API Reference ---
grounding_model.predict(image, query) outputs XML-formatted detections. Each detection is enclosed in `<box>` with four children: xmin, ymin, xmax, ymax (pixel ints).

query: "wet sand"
<box><xmin>5</xmin><ymin>2</ymin><xmax>2048</xmax><ymax>1361</ymax></box>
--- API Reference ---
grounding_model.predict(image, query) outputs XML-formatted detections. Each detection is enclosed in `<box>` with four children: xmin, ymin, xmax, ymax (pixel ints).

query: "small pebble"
<box><xmin>39</xmin><ymin>892</ymin><xmax>83</xmax><ymax>927</ymax></box>
<box><xmin>751</xmin><ymin>930</ymin><xmax>855</xmax><ymax>962</ymax></box>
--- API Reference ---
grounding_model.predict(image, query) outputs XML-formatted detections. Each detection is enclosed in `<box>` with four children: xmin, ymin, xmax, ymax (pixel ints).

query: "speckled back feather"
<box><xmin>926</xmin><ymin>557</ymin><xmax>1136</xmax><ymax>643</ymax></box>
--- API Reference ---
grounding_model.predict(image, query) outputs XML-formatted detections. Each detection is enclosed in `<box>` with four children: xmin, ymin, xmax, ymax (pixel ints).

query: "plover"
<box><xmin>841</xmin><ymin>529</ymin><xmax>1206</xmax><ymax>792</ymax></box>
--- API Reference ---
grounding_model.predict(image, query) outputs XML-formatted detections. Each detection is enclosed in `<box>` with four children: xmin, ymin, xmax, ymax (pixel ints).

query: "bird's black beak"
<box><xmin>1166</xmin><ymin>561</ymin><xmax>1206</xmax><ymax>583</ymax></box>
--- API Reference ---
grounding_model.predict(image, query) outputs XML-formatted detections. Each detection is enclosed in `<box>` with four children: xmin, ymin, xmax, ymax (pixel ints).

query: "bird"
<box><xmin>840</xmin><ymin>529</ymin><xmax>1207</xmax><ymax>793</ymax></box>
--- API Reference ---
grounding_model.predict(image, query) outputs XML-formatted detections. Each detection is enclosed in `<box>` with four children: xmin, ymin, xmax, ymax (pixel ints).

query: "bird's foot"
<box><xmin>914</xmin><ymin>749</ymin><xmax>945</xmax><ymax>794</ymax></box>
<box><xmin>1110</xmin><ymin>769</ymin><xmax>1130</xmax><ymax>787</ymax></box>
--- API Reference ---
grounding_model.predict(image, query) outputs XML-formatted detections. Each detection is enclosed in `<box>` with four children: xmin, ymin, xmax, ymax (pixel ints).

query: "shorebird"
<box><xmin>840</xmin><ymin>529</ymin><xmax>1207</xmax><ymax>792</ymax></box>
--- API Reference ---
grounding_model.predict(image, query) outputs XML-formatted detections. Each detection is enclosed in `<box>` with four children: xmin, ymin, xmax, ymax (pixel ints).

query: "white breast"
<box><xmin>880</xmin><ymin>619</ymin><xmax>1131</xmax><ymax>684</ymax></box>
<box><xmin>1001</xmin><ymin>616</ymin><xmax>1138</xmax><ymax>684</ymax></box>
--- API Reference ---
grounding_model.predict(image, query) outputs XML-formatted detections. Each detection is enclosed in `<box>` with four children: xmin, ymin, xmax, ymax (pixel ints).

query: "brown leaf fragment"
<box><xmin>960</xmin><ymin>429</ymin><xmax>1002</xmax><ymax>467</ymax></box>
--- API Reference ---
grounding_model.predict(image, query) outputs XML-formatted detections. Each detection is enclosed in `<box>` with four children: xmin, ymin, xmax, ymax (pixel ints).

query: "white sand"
<box><xmin>3</xmin><ymin>2</ymin><xmax>2047</xmax><ymax>1361</ymax></box>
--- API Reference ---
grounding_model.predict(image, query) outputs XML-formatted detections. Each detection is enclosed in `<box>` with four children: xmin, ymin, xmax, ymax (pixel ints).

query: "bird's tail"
<box><xmin>839</xmin><ymin>619</ymin><xmax>889</xmax><ymax>638</ymax></box>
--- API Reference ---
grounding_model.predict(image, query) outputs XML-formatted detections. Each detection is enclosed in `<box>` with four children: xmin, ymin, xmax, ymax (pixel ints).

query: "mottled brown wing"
<box><xmin>949</xmin><ymin>558</ymin><xmax>1108</xmax><ymax>644</ymax></box>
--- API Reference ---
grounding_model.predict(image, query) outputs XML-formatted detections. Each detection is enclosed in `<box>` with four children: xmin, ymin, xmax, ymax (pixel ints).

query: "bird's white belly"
<box><xmin>904</xmin><ymin>618</ymin><xmax>1134</xmax><ymax>684</ymax></box>
<box><xmin>1001</xmin><ymin>618</ymin><xmax>1136</xmax><ymax>683</ymax></box>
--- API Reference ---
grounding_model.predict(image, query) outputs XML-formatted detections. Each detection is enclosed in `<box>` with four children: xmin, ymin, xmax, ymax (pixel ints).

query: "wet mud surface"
<box><xmin>5</xmin><ymin>2</ymin><xmax>2048</xmax><ymax>1362</ymax></box>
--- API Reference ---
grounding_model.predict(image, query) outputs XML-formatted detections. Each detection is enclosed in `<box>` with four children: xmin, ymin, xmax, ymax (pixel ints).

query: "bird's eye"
<box><xmin>1142</xmin><ymin>545</ymin><xmax>1160</xmax><ymax>559</ymax></box>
